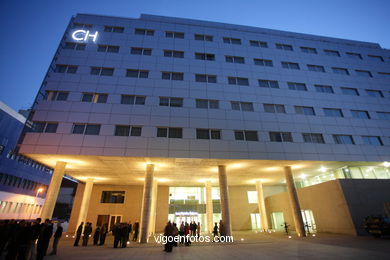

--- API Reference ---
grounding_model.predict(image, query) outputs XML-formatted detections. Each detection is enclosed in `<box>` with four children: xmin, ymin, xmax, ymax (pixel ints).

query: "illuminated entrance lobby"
<box><xmin>17</xmin><ymin>13</ymin><xmax>390</xmax><ymax>241</ymax></box>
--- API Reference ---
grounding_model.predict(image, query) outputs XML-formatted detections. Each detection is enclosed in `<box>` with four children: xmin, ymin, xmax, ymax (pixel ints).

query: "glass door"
<box><xmin>108</xmin><ymin>215</ymin><xmax>122</xmax><ymax>231</ymax></box>
<box><xmin>271</xmin><ymin>212</ymin><xmax>285</xmax><ymax>231</ymax></box>
<box><xmin>301</xmin><ymin>210</ymin><xmax>316</xmax><ymax>233</ymax></box>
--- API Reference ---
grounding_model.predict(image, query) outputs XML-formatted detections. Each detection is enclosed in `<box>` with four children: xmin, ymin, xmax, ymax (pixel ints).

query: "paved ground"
<box><xmin>48</xmin><ymin>232</ymin><xmax>389</xmax><ymax>260</ymax></box>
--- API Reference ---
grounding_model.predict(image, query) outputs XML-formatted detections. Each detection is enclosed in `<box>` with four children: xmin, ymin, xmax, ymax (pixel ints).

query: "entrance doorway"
<box><xmin>174</xmin><ymin>212</ymin><xmax>199</xmax><ymax>225</ymax></box>
<box><xmin>301</xmin><ymin>209</ymin><xmax>316</xmax><ymax>233</ymax></box>
<box><xmin>271</xmin><ymin>212</ymin><xmax>285</xmax><ymax>231</ymax></box>
<box><xmin>109</xmin><ymin>215</ymin><xmax>122</xmax><ymax>231</ymax></box>
<box><xmin>250</xmin><ymin>213</ymin><xmax>262</xmax><ymax>230</ymax></box>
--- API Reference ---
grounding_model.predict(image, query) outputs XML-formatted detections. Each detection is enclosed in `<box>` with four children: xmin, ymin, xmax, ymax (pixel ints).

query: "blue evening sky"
<box><xmin>0</xmin><ymin>0</ymin><xmax>389</xmax><ymax>112</ymax></box>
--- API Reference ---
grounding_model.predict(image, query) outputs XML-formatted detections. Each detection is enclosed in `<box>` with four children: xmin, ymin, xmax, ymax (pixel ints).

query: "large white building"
<box><xmin>18</xmin><ymin>14</ymin><xmax>390</xmax><ymax>240</ymax></box>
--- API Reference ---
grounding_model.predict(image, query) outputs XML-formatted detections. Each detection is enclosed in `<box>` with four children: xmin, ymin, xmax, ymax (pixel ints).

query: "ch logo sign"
<box><xmin>72</xmin><ymin>30</ymin><xmax>98</xmax><ymax>43</ymax></box>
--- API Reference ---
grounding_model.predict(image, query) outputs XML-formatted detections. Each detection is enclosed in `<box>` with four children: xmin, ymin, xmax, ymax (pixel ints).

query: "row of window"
<box><xmin>60</xmin><ymin>47</ymin><xmax>390</xmax><ymax>77</ymax></box>
<box><xmin>43</xmin><ymin>92</ymin><xmax>390</xmax><ymax>119</ymax></box>
<box><xmin>32</xmin><ymin>122</ymin><xmax>385</xmax><ymax>146</ymax></box>
<box><xmin>6</xmin><ymin>151</ymin><xmax>53</xmax><ymax>173</ymax></box>
<box><xmin>53</xmin><ymin>65</ymin><xmax>389</xmax><ymax>97</ymax></box>
<box><xmin>71</xmin><ymin>23</ymin><xmax>387</xmax><ymax>62</ymax></box>
<box><xmin>0</xmin><ymin>172</ymin><xmax>48</xmax><ymax>192</ymax></box>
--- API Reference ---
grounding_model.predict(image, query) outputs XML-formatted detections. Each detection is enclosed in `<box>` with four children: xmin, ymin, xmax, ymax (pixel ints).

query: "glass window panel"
<box><xmin>85</xmin><ymin>125</ymin><xmax>100</xmax><ymax>135</ymax></box>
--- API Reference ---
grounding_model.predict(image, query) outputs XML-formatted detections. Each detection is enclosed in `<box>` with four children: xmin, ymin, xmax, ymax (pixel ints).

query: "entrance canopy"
<box><xmin>23</xmin><ymin>154</ymin><xmax>383</xmax><ymax>186</ymax></box>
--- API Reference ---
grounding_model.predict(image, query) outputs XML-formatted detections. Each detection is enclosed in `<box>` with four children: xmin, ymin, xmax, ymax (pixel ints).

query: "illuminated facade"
<box><xmin>18</xmin><ymin>14</ymin><xmax>390</xmax><ymax>239</ymax></box>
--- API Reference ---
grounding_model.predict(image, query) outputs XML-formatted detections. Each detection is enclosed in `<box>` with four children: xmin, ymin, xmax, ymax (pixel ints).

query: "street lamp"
<box><xmin>29</xmin><ymin>188</ymin><xmax>44</xmax><ymax>219</ymax></box>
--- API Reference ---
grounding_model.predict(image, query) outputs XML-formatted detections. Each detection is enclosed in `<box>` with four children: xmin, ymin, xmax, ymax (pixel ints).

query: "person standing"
<box><xmin>93</xmin><ymin>225</ymin><xmax>101</xmax><ymax>246</ymax></box>
<box><xmin>29</xmin><ymin>218</ymin><xmax>42</xmax><ymax>260</ymax></box>
<box><xmin>36</xmin><ymin>219</ymin><xmax>53</xmax><ymax>260</ymax></box>
<box><xmin>197</xmin><ymin>222</ymin><xmax>201</xmax><ymax>238</ymax></box>
<box><xmin>212</xmin><ymin>223</ymin><xmax>218</xmax><ymax>242</ymax></box>
<box><xmin>219</xmin><ymin>220</ymin><xmax>225</xmax><ymax>239</ymax></box>
<box><xmin>73</xmin><ymin>222</ymin><xmax>83</xmax><ymax>247</ymax></box>
<box><xmin>112</xmin><ymin>223</ymin><xmax>121</xmax><ymax>248</ymax></box>
<box><xmin>184</xmin><ymin>222</ymin><xmax>191</xmax><ymax>246</ymax></box>
<box><xmin>179</xmin><ymin>222</ymin><xmax>185</xmax><ymax>245</ymax></box>
<box><xmin>50</xmin><ymin>222</ymin><xmax>63</xmax><ymax>255</ymax></box>
<box><xmin>82</xmin><ymin>223</ymin><xmax>92</xmax><ymax>246</ymax></box>
<box><xmin>98</xmin><ymin>224</ymin><xmax>107</xmax><ymax>246</ymax></box>
<box><xmin>163</xmin><ymin>222</ymin><xmax>173</xmax><ymax>252</ymax></box>
<box><xmin>132</xmin><ymin>222</ymin><xmax>139</xmax><ymax>242</ymax></box>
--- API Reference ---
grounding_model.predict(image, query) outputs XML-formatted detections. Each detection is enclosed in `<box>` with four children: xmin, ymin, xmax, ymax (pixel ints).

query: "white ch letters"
<box><xmin>72</xmin><ymin>30</ymin><xmax>98</xmax><ymax>42</ymax></box>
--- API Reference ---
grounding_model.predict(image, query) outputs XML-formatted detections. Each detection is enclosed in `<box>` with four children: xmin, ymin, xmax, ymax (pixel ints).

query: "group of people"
<box><xmin>163</xmin><ymin>220</ymin><xmax>226</xmax><ymax>253</ymax></box>
<box><xmin>73</xmin><ymin>221</ymin><xmax>140</xmax><ymax>248</ymax></box>
<box><xmin>0</xmin><ymin>218</ymin><xmax>63</xmax><ymax>260</ymax></box>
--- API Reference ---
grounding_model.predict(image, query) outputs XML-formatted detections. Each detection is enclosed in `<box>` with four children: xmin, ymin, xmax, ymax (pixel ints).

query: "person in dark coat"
<box><xmin>73</xmin><ymin>222</ymin><xmax>83</xmax><ymax>247</ymax></box>
<box><xmin>17</xmin><ymin>221</ymin><xmax>33</xmax><ymax>260</ymax></box>
<box><xmin>93</xmin><ymin>225</ymin><xmax>101</xmax><ymax>246</ymax></box>
<box><xmin>163</xmin><ymin>222</ymin><xmax>174</xmax><ymax>252</ymax></box>
<box><xmin>212</xmin><ymin>222</ymin><xmax>219</xmax><ymax>241</ymax></box>
<box><xmin>29</xmin><ymin>218</ymin><xmax>42</xmax><ymax>260</ymax></box>
<box><xmin>49</xmin><ymin>222</ymin><xmax>63</xmax><ymax>255</ymax></box>
<box><xmin>36</xmin><ymin>219</ymin><xmax>53</xmax><ymax>260</ymax></box>
<box><xmin>82</xmin><ymin>223</ymin><xmax>92</xmax><ymax>246</ymax></box>
<box><xmin>0</xmin><ymin>220</ymin><xmax>11</xmax><ymax>257</ymax></box>
<box><xmin>5</xmin><ymin>220</ymin><xmax>20</xmax><ymax>260</ymax></box>
<box><xmin>184</xmin><ymin>222</ymin><xmax>191</xmax><ymax>246</ymax></box>
<box><xmin>98</xmin><ymin>224</ymin><xmax>107</xmax><ymax>246</ymax></box>
<box><xmin>120</xmin><ymin>223</ymin><xmax>129</xmax><ymax>248</ymax></box>
<box><xmin>112</xmin><ymin>223</ymin><xmax>121</xmax><ymax>248</ymax></box>
<box><xmin>132</xmin><ymin>222</ymin><xmax>139</xmax><ymax>242</ymax></box>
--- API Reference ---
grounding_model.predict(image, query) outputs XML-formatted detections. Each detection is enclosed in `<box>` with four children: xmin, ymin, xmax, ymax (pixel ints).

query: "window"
<box><xmin>100</xmin><ymin>191</ymin><xmax>125</xmax><ymax>203</ymax></box>
<box><xmin>234</xmin><ymin>130</ymin><xmax>258</xmax><ymax>141</ymax></box>
<box><xmin>307</xmin><ymin>65</ymin><xmax>325</xmax><ymax>72</ymax></box>
<box><xmin>162</xmin><ymin>72</ymin><xmax>184</xmax><ymax>81</ymax></box>
<box><xmin>97</xmin><ymin>45</ymin><xmax>119</xmax><ymax>53</ymax></box>
<box><xmin>323</xmin><ymin>108</ymin><xmax>343</xmax><ymax>117</ymax></box>
<box><xmin>295</xmin><ymin>106</ymin><xmax>315</xmax><ymax>116</ymax></box>
<box><xmin>315</xmin><ymin>85</ymin><xmax>334</xmax><ymax>93</ymax></box>
<box><xmin>288</xmin><ymin>82</ymin><xmax>307</xmax><ymax>91</ymax></box>
<box><xmin>157</xmin><ymin>127</ymin><xmax>183</xmax><ymax>138</ymax></box>
<box><xmin>302</xmin><ymin>133</ymin><xmax>325</xmax><ymax>144</ymax></box>
<box><xmin>223</xmin><ymin>37</ymin><xmax>241</xmax><ymax>44</ymax></box>
<box><xmin>249</xmin><ymin>40</ymin><xmax>268</xmax><ymax>48</ymax></box>
<box><xmin>45</xmin><ymin>91</ymin><xmax>69</xmax><ymax>101</ymax></box>
<box><xmin>269</xmin><ymin>132</ymin><xmax>293</xmax><ymax>142</ymax></box>
<box><xmin>194</xmin><ymin>34</ymin><xmax>213</xmax><ymax>41</ymax></box>
<box><xmin>276</xmin><ymin>43</ymin><xmax>293</xmax><ymax>51</ymax></box>
<box><xmin>164</xmin><ymin>50</ymin><xmax>184</xmax><ymax>58</ymax></box>
<box><xmin>333</xmin><ymin>135</ymin><xmax>355</xmax><ymax>145</ymax></box>
<box><xmin>366</xmin><ymin>89</ymin><xmax>384</xmax><ymax>98</ymax></box>
<box><xmin>64</xmin><ymin>42</ymin><xmax>86</xmax><ymax>50</ymax></box>
<box><xmin>120</xmin><ymin>95</ymin><xmax>145</xmax><ymax>105</ymax></box>
<box><xmin>228</xmin><ymin>77</ymin><xmax>249</xmax><ymax>86</ymax></box>
<box><xmin>263</xmin><ymin>104</ymin><xmax>286</xmax><ymax>113</ymax></box>
<box><xmin>126</xmin><ymin>69</ymin><xmax>149</xmax><ymax>78</ymax></box>
<box><xmin>300</xmin><ymin>47</ymin><xmax>317</xmax><ymax>54</ymax></box>
<box><xmin>130</xmin><ymin>47</ymin><xmax>152</xmax><ymax>55</ymax></box>
<box><xmin>159</xmin><ymin>97</ymin><xmax>183</xmax><ymax>107</ymax></box>
<box><xmin>281</xmin><ymin>62</ymin><xmax>300</xmax><ymax>70</ymax></box>
<box><xmin>195</xmin><ymin>53</ymin><xmax>215</xmax><ymax>61</ymax></box>
<box><xmin>225</xmin><ymin>56</ymin><xmax>245</xmax><ymax>64</ymax></box>
<box><xmin>134</xmin><ymin>28</ymin><xmax>154</xmax><ymax>36</ymax></box>
<box><xmin>368</xmin><ymin>55</ymin><xmax>384</xmax><ymax>62</ymax></box>
<box><xmin>72</xmin><ymin>23</ymin><xmax>92</xmax><ymax>29</ymax></box>
<box><xmin>324</xmin><ymin>49</ymin><xmax>340</xmax><ymax>56</ymax></box>
<box><xmin>196</xmin><ymin>129</ymin><xmax>221</xmax><ymax>140</ymax></box>
<box><xmin>81</xmin><ymin>93</ymin><xmax>108</xmax><ymax>103</ymax></box>
<box><xmin>165</xmin><ymin>31</ymin><xmax>184</xmax><ymax>39</ymax></box>
<box><xmin>195</xmin><ymin>74</ymin><xmax>217</xmax><ymax>83</ymax></box>
<box><xmin>231</xmin><ymin>101</ymin><xmax>254</xmax><ymax>111</ymax></box>
<box><xmin>247</xmin><ymin>191</ymin><xmax>258</xmax><ymax>203</ymax></box>
<box><xmin>346</xmin><ymin>52</ymin><xmax>362</xmax><ymax>59</ymax></box>
<box><xmin>254</xmin><ymin>59</ymin><xmax>273</xmax><ymax>67</ymax></box>
<box><xmin>33</xmin><ymin>122</ymin><xmax>58</xmax><ymax>133</ymax></box>
<box><xmin>104</xmin><ymin>26</ymin><xmax>124</xmax><ymax>33</ymax></box>
<box><xmin>377</xmin><ymin>112</ymin><xmax>390</xmax><ymax>120</ymax></box>
<box><xmin>332</xmin><ymin>67</ymin><xmax>349</xmax><ymax>75</ymax></box>
<box><xmin>351</xmin><ymin>110</ymin><xmax>370</xmax><ymax>119</ymax></box>
<box><xmin>90</xmin><ymin>67</ymin><xmax>114</xmax><ymax>76</ymax></box>
<box><xmin>355</xmin><ymin>70</ymin><xmax>372</xmax><ymax>77</ymax></box>
<box><xmin>258</xmin><ymin>79</ymin><xmax>279</xmax><ymax>88</ymax></box>
<box><xmin>72</xmin><ymin>124</ymin><xmax>101</xmax><ymax>135</ymax></box>
<box><xmin>54</xmin><ymin>64</ymin><xmax>78</xmax><ymax>73</ymax></box>
<box><xmin>114</xmin><ymin>125</ymin><xmax>142</xmax><ymax>136</ymax></box>
<box><xmin>362</xmin><ymin>136</ymin><xmax>383</xmax><ymax>146</ymax></box>
<box><xmin>196</xmin><ymin>99</ymin><xmax>219</xmax><ymax>109</ymax></box>
<box><xmin>341</xmin><ymin>87</ymin><xmax>359</xmax><ymax>96</ymax></box>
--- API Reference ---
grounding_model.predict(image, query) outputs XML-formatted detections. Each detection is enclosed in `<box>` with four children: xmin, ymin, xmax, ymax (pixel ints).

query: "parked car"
<box><xmin>363</xmin><ymin>215</ymin><xmax>390</xmax><ymax>238</ymax></box>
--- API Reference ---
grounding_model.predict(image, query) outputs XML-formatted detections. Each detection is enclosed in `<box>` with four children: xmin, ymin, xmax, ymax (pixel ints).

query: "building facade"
<box><xmin>18</xmin><ymin>14</ymin><xmax>390</xmax><ymax>239</ymax></box>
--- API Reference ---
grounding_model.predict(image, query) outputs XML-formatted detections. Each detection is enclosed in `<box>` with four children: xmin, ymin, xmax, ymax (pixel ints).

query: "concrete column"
<box><xmin>256</xmin><ymin>180</ymin><xmax>269</xmax><ymax>231</ymax></box>
<box><xmin>76</xmin><ymin>178</ymin><xmax>94</xmax><ymax>227</ymax></box>
<box><xmin>218</xmin><ymin>165</ymin><xmax>232</xmax><ymax>236</ymax></box>
<box><xmin>40</xmin><ymin>161</ymin><xmax>66</xmax><ymax>220</ymax></box>
<box><xmin>148</xmin><ymin>180</ymin><xmax>158</xmax><ymax>235</ymax></box>
<box><xmin>140</xmin><ymin>164</ymin><xmax>154</xmax><ymax>243</ymax></box>
<box><xmin>284</xmin><ymin>166</ymin><xmax>306</xmax><ymax>237</ymax></box>
<box><xmin>205</xmin><ymin>181</ymin><xmax>213</xmax><ymax>233</ymax></box>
